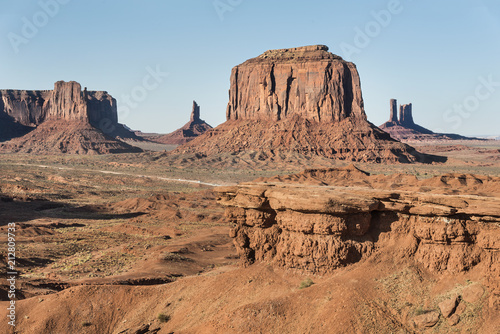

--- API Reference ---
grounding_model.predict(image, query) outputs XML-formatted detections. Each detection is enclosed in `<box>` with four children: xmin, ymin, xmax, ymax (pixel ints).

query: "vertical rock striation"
<box><xmin>399</xmin><ymin>103</ymin><xmax>414</xmax><ymax>127</ymax></box>
<box><xmin>226</xmin><ymin>45</ymin><xmax>366</xmax><ymax>123</ymax></box>
<box><xmin>190</xmin><ymin>101</ymin><xmax>201</xmax><ymax>122</ymax></box>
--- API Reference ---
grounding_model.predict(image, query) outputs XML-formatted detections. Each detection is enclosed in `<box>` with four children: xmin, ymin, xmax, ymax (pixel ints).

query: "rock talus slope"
<box><xmin>177</xmin><ymin>45</ymin><xmax>444</xmax><ymax>163</ymax></box>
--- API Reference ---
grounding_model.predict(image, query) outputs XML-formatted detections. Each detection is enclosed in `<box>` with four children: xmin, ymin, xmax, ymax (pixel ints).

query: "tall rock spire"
<box><xmin>190</xmin><ymin>101</ymin><xmax>200</xmax><ymax>123</ymax></box>
<box><xmin>390</xmin><ymin>99</ymin><xmax>398</xmax><ymax>122</ymax></box>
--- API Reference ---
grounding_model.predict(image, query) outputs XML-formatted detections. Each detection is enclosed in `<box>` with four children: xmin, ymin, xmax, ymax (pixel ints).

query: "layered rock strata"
<box><xmin>216</xmin><ymin>167</ymin><xmax>500</xmax><ymax>275</ymax></box>
<box><xmin>226</xmin><ymin>45</ymin><xmax>365</xmax><ymax>122</ymax></box>
<box><xmin>177</xmin><ymin>45</ymin><xmax>444</xmax><ymax>163</ymax></box>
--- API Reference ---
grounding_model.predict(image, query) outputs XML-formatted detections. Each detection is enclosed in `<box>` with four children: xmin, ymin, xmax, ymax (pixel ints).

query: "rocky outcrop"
<box><xmin>380</xmin><ymin>99</ymin><xmax>481</xmax><ymax>141</ymax></box>
<box><xmin>154</xmin><ymin>101</ymin><xmax>212</xmax><ymax>145</ymax></box>
<box><xmin>216</xmin><ymin>166</ymin><xmax>500</xmax><ymax>276</ymax></box>
<box><xmin>177</xmin><ymin>45</ymin><xmax>445</xmax><ymax>163</ymax></box>
<box><xmin>47</xmin><ymin>81</ymin><xmax>89</xmax><ymax>121</ymax></box>
<box><xmin>0</xmin><ymin>81</ymin><xmax>137</xmax><ymax>141</ymax></box>
<box><xmin>0</xmin><ymin>89</ymin><xmax>50</xmax><ymax>126</ymax></box>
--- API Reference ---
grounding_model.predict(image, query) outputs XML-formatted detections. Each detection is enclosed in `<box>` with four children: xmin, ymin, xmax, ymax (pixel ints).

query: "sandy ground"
<box><xmin>0</xmin><ymin>139</ymin><xmax>498</xmax><ymax>333</ymax></box>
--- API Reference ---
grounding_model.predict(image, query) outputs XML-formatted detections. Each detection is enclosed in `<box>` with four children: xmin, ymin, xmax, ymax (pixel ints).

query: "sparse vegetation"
<box><xmin>414</xmin><ymin>306</ymin><xmax>431</xmax><ymax>316</ymax></box>
<box><xmin>299</xmin><ymin>278</ymin><xmax>314</xmax><ymax>289</ymax></box>
<box><xmin>158</xmin><ymin>313</ymin><xmax>170</xmax><ymax>323</ymax></box>
<box><xmin>160</xmin><ymin>252</ymin><xmax>193</xmax><ymax>262</ymax></box>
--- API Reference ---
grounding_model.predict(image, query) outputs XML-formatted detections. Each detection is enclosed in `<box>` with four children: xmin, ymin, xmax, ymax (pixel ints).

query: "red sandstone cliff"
<box><xmin>226</xmin><ymin>45</ymin><xmax>365</xmax><ymax>123</ymax></box>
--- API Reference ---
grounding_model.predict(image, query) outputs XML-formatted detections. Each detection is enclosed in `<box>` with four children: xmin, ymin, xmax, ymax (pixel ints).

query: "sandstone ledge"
<box><xmin>216</xmin><ymin>168</ymin><xmax>500</xmax><ymax>274</ymax></box>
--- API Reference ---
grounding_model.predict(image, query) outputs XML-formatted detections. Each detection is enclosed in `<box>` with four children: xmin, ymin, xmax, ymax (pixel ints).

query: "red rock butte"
<box><xmin>226</xmin><ymin>45</ymin><xmax>365</xmax><ymax>123</ymax></box>
<box><xmin>0</xmin><ymin>81</ymin><xmax>141</xmax><ymax>154</ymax></box>
<box><xmin>177</xmin><ymin>45</ymin><xmax>445</xmax><ymax>163</ymax></box>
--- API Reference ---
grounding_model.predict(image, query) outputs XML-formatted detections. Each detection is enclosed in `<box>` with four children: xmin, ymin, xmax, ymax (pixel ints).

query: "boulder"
<box><xmin>438</xmin><ymin>296</ymin><xmax>458</xmax><ymax>318</ymax></box>
<box><xmin>413</xmin><ymin>311</ymin><xmax>440</xmax><ymax>328</ymax></box>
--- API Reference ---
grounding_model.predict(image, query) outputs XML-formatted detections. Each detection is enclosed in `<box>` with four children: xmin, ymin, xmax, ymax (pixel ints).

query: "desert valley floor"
<box><xmin>0</xmin><ymin>139</ymin><xmax>499</xmax><ymax>334</ymax></box>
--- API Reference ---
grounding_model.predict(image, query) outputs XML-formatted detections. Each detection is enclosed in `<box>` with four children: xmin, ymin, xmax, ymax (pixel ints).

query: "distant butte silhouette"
<box><xmin>379</xmin><ymin>99</ymin><xmax>482</xmax><ymax>141</ymax></box>
<box><xmin>154</xmin><ymin>101</ymin><xmax>212</xmax><ymax>145</ymax></box>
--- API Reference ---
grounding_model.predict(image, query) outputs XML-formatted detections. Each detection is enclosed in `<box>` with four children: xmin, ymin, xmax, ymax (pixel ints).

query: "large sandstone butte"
<box><xmin>177</xmin><ymin>45</ymin><xmax>443</xmax><ymax>163</ymax></box>
<box><xmin>380</xmin><ymin>99</ymin><xmax>481</xmax><ymax>141</ymax></box>
<box><xmin>217</xmin><ymin>165</ymin><xmax>500</xmax><ymax>276</ymax></box>
<box><xmin>0</xmin><ymin>81</ymin><xmax>141</xmax><ymax>154</ymax></box>
<box><xmin>154</xmin><ymin>101</ymin><xmax>212</xmax><ymax>145</ymax></box>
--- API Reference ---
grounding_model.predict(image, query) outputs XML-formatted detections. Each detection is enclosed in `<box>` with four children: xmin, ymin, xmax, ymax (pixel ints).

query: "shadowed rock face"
<box><xmin>390</xmin><ymin>99</ymin><xmax>398</xmax><ymax>123</ymax></box>
<box><xmin>399</xmin><ymin>103</ymin><xmax>414</xmax><ymax>127</ymax></box>
<box><xmin>226</xmin><ymin>45</ymin><xmax>366</xmax><ymax>123</ymax></box>
<box><xmin>0</xmin><ymin>81</ymin><xmax>127</xmax><ymax>139</ymax></box>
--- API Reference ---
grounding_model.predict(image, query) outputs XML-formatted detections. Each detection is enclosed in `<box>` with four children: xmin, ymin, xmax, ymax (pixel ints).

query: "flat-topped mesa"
<box><xmin>226</xmin><ymin>44</ymin><xmax>366</xmax><ymax>122</ymax></box>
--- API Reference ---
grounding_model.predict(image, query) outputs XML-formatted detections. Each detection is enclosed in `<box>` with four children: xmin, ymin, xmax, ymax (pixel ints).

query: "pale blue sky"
<box><xmin>1</xmin><ymin>0</ymin><xmax>499</xmax><ymax>136</ymax></box>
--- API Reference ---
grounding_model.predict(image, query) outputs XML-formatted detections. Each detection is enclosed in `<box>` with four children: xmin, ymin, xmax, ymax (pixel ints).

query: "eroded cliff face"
<box><xmin>0</xmin><ymin>81</ymin><xmax>120</xmax><ymax>134</ymax></box>
<box><xmin>226</xmin><ymin>45</ymin><xmax>366</xmax><ymax>122</ymax></box>
<box><xmin>0</xmin><ymin>89</ymin><xmax>51</xmax><ymax>126</ymax></box>
<box><xmin>216</xmin><ymin>167</ymin><xmax>500</xmax><ymax>277</ymax></box>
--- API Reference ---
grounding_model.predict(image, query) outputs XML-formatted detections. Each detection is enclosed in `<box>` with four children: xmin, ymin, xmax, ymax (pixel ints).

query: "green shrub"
<box><xmin>299</xmin><ymin>278</ymin><xmax>314</xmax><ymax>289</ymax></box>
<box><xmin>158</xmin><ymin>313</ymin><xmax>170</xmax><ymax>323</ymax></box>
